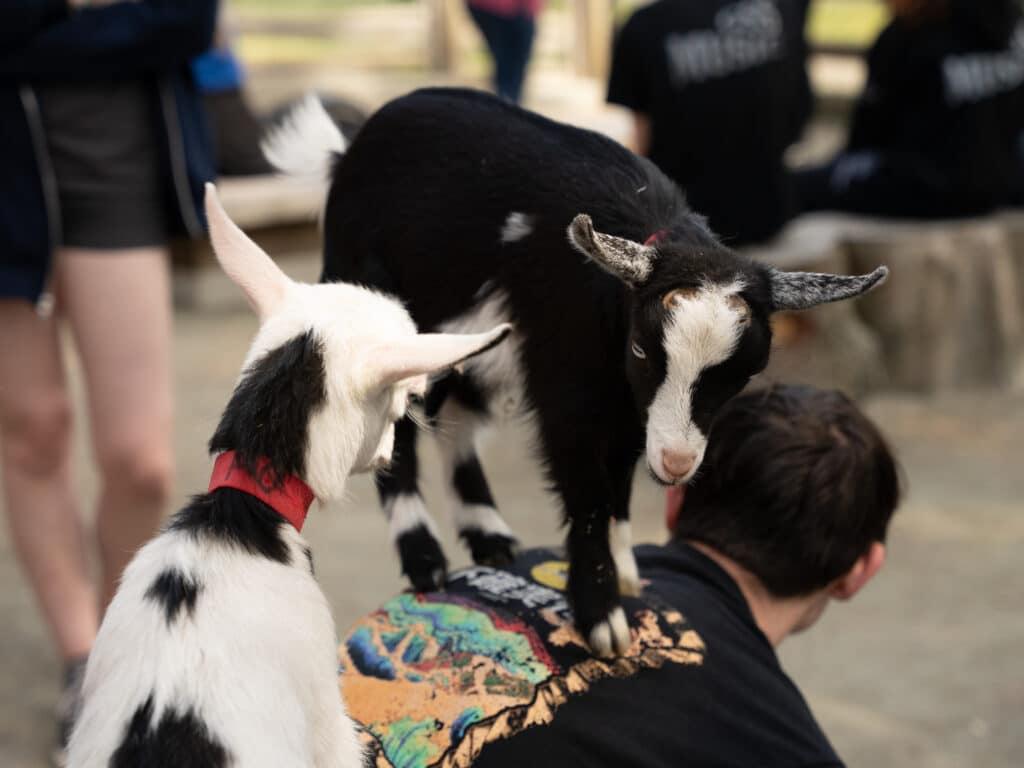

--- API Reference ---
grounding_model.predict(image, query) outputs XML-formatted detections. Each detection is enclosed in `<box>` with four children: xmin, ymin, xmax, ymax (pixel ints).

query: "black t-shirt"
<box><xmin>846</xmin><ymin>14</ymin><xmax>1024</xmax><ymax>215</ymax></box>
<box><xmin>340</xmin><ymin>543</ymin><xmax>842</xmax><ymax>768</ymax></box>
<box><xmin>607</xmin><ymin>0</ymin><xmax>812</xmax><ymax>246</ymax></box>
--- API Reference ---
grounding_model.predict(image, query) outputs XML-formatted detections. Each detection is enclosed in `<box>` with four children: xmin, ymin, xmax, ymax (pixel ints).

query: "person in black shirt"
<box><xmin>796</xmin><ymin>0</ymin><xmax>1024</xmax><ymax>218</ymax></box>
<box><xmin>607</xmin><ymin>0</ymin><xmax>813</xmax><ymax>246</ymax></box>
<box><xmin>338</xmin><ymin>384</ymin><xmax>901</xmax><ymax>768</ymax></box>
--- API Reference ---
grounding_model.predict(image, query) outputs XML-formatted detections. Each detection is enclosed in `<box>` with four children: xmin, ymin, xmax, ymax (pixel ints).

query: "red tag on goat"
<box><xmin>208</xmin><ymin>451</ymin><xmax>314</xmax><ymax>532</ymax></box>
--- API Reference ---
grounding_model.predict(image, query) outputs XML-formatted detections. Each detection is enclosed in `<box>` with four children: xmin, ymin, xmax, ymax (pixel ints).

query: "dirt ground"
<box><xmin>1</xmin><ymin>255</ymin><xmax>1021</xmax><ymax>767</ymax></box>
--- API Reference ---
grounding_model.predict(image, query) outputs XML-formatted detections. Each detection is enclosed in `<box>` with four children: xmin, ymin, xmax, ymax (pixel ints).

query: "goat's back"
<box><xmin>322</xmin><ymin>88</ymin><xmax>692</xmax><ymax>329</ymax></box>
<box><xmin>68</xmin><ymin>512</ymin><xmax>342</xmax><ymax>767</ymax></box>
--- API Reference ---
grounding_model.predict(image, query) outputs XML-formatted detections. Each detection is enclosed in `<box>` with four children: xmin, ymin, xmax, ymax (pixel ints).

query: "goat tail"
<box><xmin>260</xmin><ymin>93</ymin><xmax>347</xmax><ymax>183</ymax></box>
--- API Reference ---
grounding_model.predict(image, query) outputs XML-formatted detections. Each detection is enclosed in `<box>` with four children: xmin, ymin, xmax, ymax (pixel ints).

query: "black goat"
<box><xmin>265</xmin><ymin>88</ymin><xmax>888</xmax><ymax>655</ymax></box>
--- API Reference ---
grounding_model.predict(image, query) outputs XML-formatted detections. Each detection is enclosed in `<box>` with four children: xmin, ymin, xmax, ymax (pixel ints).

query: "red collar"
<box><xmin>208</xmin><ymin>451</ymin><xmax>314</xmax><ymax>532</ymax></box>
<box><xmin>644</xmin><ymin>230</ymin><xmax>669</xmax><ymax>246</ymax></box>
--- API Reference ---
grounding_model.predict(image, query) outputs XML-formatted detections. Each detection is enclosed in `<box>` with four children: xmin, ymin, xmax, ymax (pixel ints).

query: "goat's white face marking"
<box><xmin>500</xmin><ymin>212</ymin><xmax>534</xmax><ymax>244</ymax></box>
<box><xmin>645</xmin><ymin>282</ymin><xmax>746</xmax><ymax>484</ymax></box>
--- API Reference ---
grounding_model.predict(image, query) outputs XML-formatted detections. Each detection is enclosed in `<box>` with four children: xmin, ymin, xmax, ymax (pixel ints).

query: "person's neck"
<box><xmin>686</xmin><ymin>540</ymin><xmax>820</xmax><ymax>648</ymax></box>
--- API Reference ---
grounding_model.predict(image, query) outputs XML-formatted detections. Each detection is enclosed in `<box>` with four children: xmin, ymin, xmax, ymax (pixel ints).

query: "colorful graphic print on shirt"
<box><xmin>338</xmin><ymin>553</ymin><xmax>706</xmax><ymax>768</ymax></box>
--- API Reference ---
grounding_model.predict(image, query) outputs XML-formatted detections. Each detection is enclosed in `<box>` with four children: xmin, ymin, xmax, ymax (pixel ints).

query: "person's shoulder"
<box><xmin>339</xmin><ymin>545</ymin><xmax>842</xmax><ymax>768</ymax></box>
<box><xmin>633</xmin><ymin>545</ymin><xmax>843</xmax><ymax>765</ymax></box>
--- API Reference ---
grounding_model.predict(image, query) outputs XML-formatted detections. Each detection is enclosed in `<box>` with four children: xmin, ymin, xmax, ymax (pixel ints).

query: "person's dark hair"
<box><xmin>673</xmin><ymin>384</ymin><xmax>901</xmax><ymax>597</ymax></box>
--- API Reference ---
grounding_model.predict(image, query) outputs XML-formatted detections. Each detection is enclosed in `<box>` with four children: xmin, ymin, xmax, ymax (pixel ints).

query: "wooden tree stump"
<box><xmin>745</xmin><ymin>216</ymin><xmax>886</xmax><ymax>396</ymax></box>
<box><xmin>746</xmin><ymin>211</ymin><xmax>1024</xmax><ymax>395</ymax></box>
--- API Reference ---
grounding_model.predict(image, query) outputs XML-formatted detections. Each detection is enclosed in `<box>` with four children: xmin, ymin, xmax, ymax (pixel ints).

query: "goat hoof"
<box><xmin>404</xmin><ymin>554</ymin><xmax>448</xmax><ymax>591</ymax></box>
<box><xmin>586</xmin><ymin>607</ymin><xmax>631</xmax><ymax>658</ymax></box>
<box><xmin>397</xmin><ymin>526</ymin><xmax>448</xmax><ymax>592</ymax></box>
<box><xmin>407</xmin><ymin>564</ymin><xmax>447</xmax><ymax>592</ymax></box>
<box><xmin>461</xmin><ymin>530</ymin><xmax>517</xmax><ymax>567</ymax></box>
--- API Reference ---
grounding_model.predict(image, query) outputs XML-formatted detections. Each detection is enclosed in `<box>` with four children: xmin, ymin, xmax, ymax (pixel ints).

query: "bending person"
<box><xmin>338</xmin><ymin>384</ymin><xmax>901</xmax><ymax>768</ymax></box>
<box><xmin>466</xmin><ymin>0</ymin><xmax>541</xmax><ymax>104</ymax></box>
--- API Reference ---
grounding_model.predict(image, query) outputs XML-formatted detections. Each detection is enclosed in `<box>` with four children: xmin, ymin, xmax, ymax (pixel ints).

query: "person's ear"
<box><xmin>829</xmin><ymin>542</ymin><xmax>886</xmax><ymax>601</ymax></box>
<box><xmin>665</xmin><ymin>485</ymin><xmax>686</xmax><ymax>532</ymax></box>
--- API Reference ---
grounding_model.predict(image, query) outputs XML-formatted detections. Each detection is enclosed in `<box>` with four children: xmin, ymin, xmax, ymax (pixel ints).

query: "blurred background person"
<box><xmin>193</xmin><ymin>4</ymin><xmax>274</xmax><ymax>176</ymax></box>
<box><xmin>607</xmin><ymin>0</ymin><xmax>813</xmax><ymax>246</ymax></box>
<box><xmin>0</xmin><ymin>0</ymin><xmax>216</xmax><ymax>763</ymax></box>
<box><xmin>466</xmin><ymin>0</ymin><xmax>542</xmax><ymax>103</ymax></box>
<box><xmin>796</xmin><ymin>0</ymin><xmax>1024</xmax><ymax>217</ymax></box>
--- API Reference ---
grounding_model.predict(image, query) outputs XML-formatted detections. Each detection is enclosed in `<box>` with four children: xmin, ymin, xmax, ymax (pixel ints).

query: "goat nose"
<box><xmin>662</xmin><ymin>450</ymin><xmax>696</xmax><ymax>480</ymax></box>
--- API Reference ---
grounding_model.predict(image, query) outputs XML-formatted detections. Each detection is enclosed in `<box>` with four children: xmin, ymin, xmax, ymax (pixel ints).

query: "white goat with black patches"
<box><xmin>67</xmin><ymin>185</ymin><xmax>510</xmax><ymax>768</ymax></box>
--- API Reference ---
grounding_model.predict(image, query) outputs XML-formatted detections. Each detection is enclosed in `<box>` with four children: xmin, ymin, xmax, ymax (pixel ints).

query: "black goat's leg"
<box><xmin>541</xmin><ymin>410</ymin><xmax>632</xmax><ymax>656</ymax></box>
<box><xmin>375</xmin><ymin>414</ymin><xmax>448</xmax><ymax>591</ymax></box>
<box><xmin>432</xmin><ymin>376</ymin><xmax>517</xmax><ymax>566</ymax></box>
<box><xmin>565</xmin><ymin>501</ymin><xmax>631</xmax><ymax>657</ymax></box>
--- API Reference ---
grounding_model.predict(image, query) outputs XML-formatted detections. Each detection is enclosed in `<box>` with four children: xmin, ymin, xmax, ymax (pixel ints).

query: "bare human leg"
<box><xmin>58</xmin><ymin>247</ymin><xmax>174</xmax><ymax>608</ymax></box>
<box><xmin>0</xmin><ymin>299</ymin><xmax>98</xmax><ymax>660</ymax></box>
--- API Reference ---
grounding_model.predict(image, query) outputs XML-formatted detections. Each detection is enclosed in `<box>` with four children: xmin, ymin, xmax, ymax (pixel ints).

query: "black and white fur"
<box><xmin>265</xmin><ymin>89</ymin><xmax>888</xmax><ymax>656</ymax></box>
<box><xmin>66</xmin><ymin>184</ymin><xmax>510</xmax><ymax>767</ymax></box>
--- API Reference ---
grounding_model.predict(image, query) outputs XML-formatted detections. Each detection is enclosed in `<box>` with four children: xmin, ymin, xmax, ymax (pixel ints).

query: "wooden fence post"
<box><xmin>573</xmin><ymin>0</ymin><xmax>614</xmax><ymax>79</ymax></box>
<box><xmin>427</xmin><ymin>0</ymin><xmax>458</xmax><ymax>72</ymax></box>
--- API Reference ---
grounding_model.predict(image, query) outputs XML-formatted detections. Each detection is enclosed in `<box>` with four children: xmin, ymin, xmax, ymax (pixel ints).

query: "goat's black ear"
<box><xmin>768</xmin><ymin>266</ymin><xmax>889</xmax><ymax>311</ymax></box>
<box><xmin>209</xmin><ymin>331</ymin><xmax>327</xmax><ymax>482</ymax></box>
<box><xmin>567</xmin><ymin>214</ymin><xmax>656</xmax><ymax>288</ymax></box>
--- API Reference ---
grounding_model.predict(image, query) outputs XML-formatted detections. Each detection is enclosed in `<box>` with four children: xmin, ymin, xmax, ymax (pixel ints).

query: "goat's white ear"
<box><xmin>204</xmin><ymin>183</ymin><xmax>292</xmax><ymax>321</ymax></box>
<box><xmin>768</xmin><ymin>266</ymin><xmax>889</xmax><ymax>311</ymax></box>
<box><xmin>567</xmin><ymin>214</ymin><xmax>656</xmax><ymax>288</ymax></box>
<box><xmin>365</xmin><ymin>324</ymin><xmax>513</xmax><ymax>389</ymax></box>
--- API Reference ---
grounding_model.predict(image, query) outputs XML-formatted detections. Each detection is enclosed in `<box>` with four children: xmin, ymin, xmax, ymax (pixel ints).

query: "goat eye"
<box><xmin>631</xmin><ymin>341</ymin><xmax>646</xmax><ymax>360</ymax></box>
